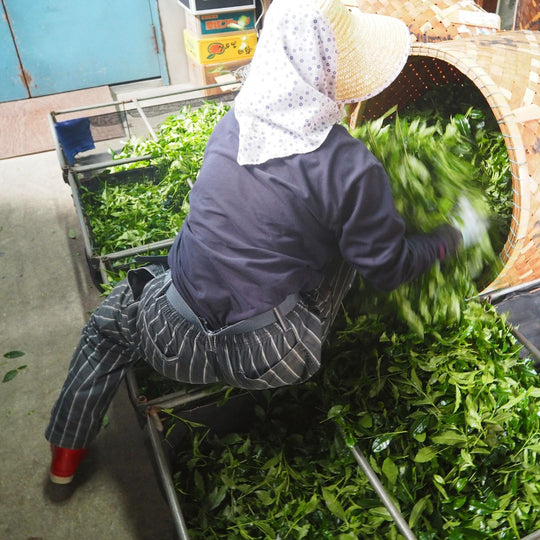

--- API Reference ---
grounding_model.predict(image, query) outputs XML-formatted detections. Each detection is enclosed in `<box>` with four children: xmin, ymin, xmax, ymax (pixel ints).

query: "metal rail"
<box><xmin>146</xmin><ymin>413</ymin><xmax>191</xmax><ymax>540</ymax></box>
<box><xmin>50</xmin><ymin>81</ymin><xmax>239</xmax><ymax>116</ymax></box>
<box><xmin>142</xmin><ymin>386</ymin><xmax>228</xmax><ymax>412</ymax></box>
<box><xmin>125</xmin><ymin>371</ymin><xmax>229</xmax><ymax>415</ymax></box>
<box><xmin>477</xmin><ymin>278</ymin><xmax>540</xmax><ymax>302</ymax></box>
<box><xmin>132</xmin><ymin>98</ymin><xmax>158</xmax><ymax>141</ymax></box>
<box><xmin>337</xmin><ymin>427</ymin><xmax>417</xmax><ymax>540</ymax></box>
<box><xmin>102</xmin><ymin>238</ymin><xmax>175</xmax><ymax>261</ymax></box>
<box><xmin>66</xmin><ymin>169</ymin><xmax>95</xmax><ymax>260</ymax></box>
<box><xmin>510</xmin><ymin>325</ymin><xmax>540</xmax><ymax>366</ymax></box>
<box><xmin>72</xmin><ymin>154</ymin><xmax>153</xmax><ymax>174</ymax></box>
<box><xmin>125</xmin><ymin>370</ymin><xmax>191</xmax><ymax>538</ymax></box>
<box><xmin>522</xmin><ymin>531</ymin><xmax>540</xmax><ymax>540</ymax></box>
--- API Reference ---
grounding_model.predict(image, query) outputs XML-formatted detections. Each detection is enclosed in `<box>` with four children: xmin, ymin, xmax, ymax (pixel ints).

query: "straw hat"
<box><xmin>317</xmin><ymin>0</ymin><xmax>412</xmax><ymax>102</ymax></box>
<box><xmin>234</xmin><ymin>0</ymin><xmax>412</xmax><ymax>165</ymax></box>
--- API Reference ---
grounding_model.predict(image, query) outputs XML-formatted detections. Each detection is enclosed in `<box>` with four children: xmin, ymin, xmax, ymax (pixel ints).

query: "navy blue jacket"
<box><xmin>168</xmin><ymin>109</ymin><xmax>441</xmax><ymax>329</ymax></box>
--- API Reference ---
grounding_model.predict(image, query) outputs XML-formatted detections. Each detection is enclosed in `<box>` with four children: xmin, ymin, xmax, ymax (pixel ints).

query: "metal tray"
<box><xmin>123</xmin><ymin>313</ymin><xmax>540</xmax><ymax>540</ymax></box>
<box><xmin>49</xmin><ymin>84</ymin><xmax>238</xmax><ymax>287</ymax></box>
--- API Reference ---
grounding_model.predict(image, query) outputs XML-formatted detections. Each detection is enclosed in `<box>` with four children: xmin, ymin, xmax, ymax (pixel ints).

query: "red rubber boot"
<box><xmin>50</xmin><ymin>445</ymin><xmax>87</xmax><ymax>484</ymax></box>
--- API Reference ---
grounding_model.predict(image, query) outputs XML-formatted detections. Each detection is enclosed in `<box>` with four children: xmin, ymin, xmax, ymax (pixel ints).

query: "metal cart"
<box><xmin>50</xmin><ymin>82</ymin><xmax>540</xmax><ymax>540</ymax></box>
<box><xmin>49</xmin><ymin>83</ymin><xmax>238</xmax><ymax>288</ymax></box>
<box><xmin>123</xmin><ymin>306</ymin><xmax>540</xmax><ymax>540</ymax></box>
<box><xmin>123</xmin><ymin>366</ymin><xmax>424</xmax><ymax>540</ymax></box>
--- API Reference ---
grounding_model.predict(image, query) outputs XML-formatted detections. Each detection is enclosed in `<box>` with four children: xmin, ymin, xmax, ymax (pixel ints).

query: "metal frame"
<box><xmin>127</xmin><ymin>366</ymin><xmax>414</xmax><ymax>540</ymax></box>
<box><xmin>51</xmin><ymin>80</ymin><xmax>540</xmax><ymax>540</ymax></box>
<box><xmin>479</xmin><ymin>277</ymin><xmax>540</xmax><ymax>303</ymax></box>
<box><xmin>119</xmin><ymin>288</ymin><xmax>540</xmax><ymax>540</ymax></box>
<box><xmin>49</xmin><ymin>82</ymin><xmax>238</xmax><ymax>285</ymax></box>
<box><xmin>145</xmin><ymin>414</ymin><xmax>191</xmax><ymax>539</ymax></box>
<box><xmin>125</xmin><ymin>369</ymin><xmax>232</xmax><ymax>540</ymax></box>
<box><xmin>122</xmin><ymin>311</ymin><xmax>540</xmax><ymax>540</ymax></box>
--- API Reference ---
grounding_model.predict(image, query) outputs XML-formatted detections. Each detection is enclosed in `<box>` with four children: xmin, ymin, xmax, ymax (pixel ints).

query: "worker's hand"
<box><xmin>431</xmin><ymin>223</ymin><xmax>463</xmax><ymax>261</ymax></box>
<box><xmin>450</xmin><ymin>196</ymin><xmax>488</xmax><ymax>249</ymax></box>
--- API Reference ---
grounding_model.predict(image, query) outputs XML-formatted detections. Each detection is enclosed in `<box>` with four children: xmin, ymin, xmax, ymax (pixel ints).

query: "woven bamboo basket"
<box><xmin>360</xmin><ymin>30</ymin><xmax>540</xmax><ymax>294</ymax></box>
<box><xmin>347</xmin><ymin>0</ymin><xmax>500</xmax><ymax>41</ymax></box>
<box><xmin>516</xmin><ymin>0</ymin><xmax>540</xmax><ymax>31</ymax></box>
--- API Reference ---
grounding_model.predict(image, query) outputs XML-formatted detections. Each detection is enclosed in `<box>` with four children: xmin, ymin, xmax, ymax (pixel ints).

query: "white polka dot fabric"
<box><xmin>235</xmin><ymin>0</ymin><xmax>344</xmax><ymax>166</ymax></box>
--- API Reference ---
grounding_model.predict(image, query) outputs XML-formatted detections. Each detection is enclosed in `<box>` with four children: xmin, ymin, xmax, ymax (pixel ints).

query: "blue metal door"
<box><xmin>0</xmin><ymin>9</ymin><xmax>29</xmax><ymax>101</ymax></box>
<box><xmin>1</xmin><ymin>0</ymin><xmax>165</xmax><ymax>100</ymax></box>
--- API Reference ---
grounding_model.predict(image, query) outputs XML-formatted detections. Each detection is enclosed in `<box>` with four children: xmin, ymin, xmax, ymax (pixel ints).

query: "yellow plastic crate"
<box><xmin>183</xmin><ymin>29</ymin><xmax>257</xmax><ymax>65</ymax></box>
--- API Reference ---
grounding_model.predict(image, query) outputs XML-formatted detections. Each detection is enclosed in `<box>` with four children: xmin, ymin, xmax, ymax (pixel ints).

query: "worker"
<box><xmin>45</xmin><ymin>0</ymin><xmax>475</xmax><ymax>488</ymax></box>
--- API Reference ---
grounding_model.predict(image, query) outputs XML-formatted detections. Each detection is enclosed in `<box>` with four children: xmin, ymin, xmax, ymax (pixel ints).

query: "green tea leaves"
<box><xmin>431</xmin><ymin>431</ymin><xmax>468</xmax><ymax>446</ymax></box>
<box><xmin>372</xmin><ymin>433</ymin><xmax>395</xmax><ymax>453</ymax></box>
<box><xmin>382</xmin><ymin>457</ymin><xmax>399</xmax><ymax>485</ymax></box>
<box><xmin>3</xmin><ymin>370</ymin><xmax>18</xmax><ymax>383</ymax></box>
<box><xmin>2</xmin><ymin>351</ymin><xmax>27</xmax><ymax>383</ymax></box>
<box><xmin>119</xmin><ymin>89</ymin><xmax>534</xmax><ymax>538</ymax></box>
<box><xmin>414</xmin><ymin>446</ymin><xmax>439</xmax><ymax>463</ymax></box>
<box><xmin>408</xmin><ymin>494</ymin><xmax>431</xmax><ymax>529</ymax></box>
<box><xmin>167</xmin><ymin>301</ymin><xmax>540</xmax><ymax>538</ymax></box>
<box><xmin>348</xmin><ymin>109</ymin><xmax>499</xmax><ymax>336</ymax></box>
<box><xmin>3</xmin><ymin>350</ymin><xmax>25</xmax><ymax>359</ymax></box>
<box><xmin>2</xmin><ymin>365</ymin><xmax>27</xmax><ymax>383</ymax></box>
<box><xmin>322</xmin><ymin>486</ymin><xmax>348</xmax><ymax>521</ymax></box>
<box><xmin>80</xmin><ymin>102</ymin><xmax>230</xmax><ymax>287</ymax></box>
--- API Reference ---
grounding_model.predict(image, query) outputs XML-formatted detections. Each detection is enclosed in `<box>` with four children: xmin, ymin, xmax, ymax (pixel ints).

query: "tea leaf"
<box><xmin>414</xmin><ymin>446</ymin><xmax>439</xmax><ymax>463</ymax></box>
<box><xmin>382</xmin><ymin>456</ymin><xmax>398</xmax><ymax>485</ymax></box>
<box><xmin>3</xmin><ymin>350</ymin><xmax>25</xmax><ymax>359</ymax></box>
<box><xmin>2</xmin><ymin>370</ymin><xmax>18</xmax><ymax>382</ymax></box>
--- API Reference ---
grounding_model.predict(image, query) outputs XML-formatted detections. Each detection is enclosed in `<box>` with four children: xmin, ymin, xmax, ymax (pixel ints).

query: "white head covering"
<box><xmin>234</xmin><ymin>0</ymin><xmax>411</xmax><ymax>166</ymax></box>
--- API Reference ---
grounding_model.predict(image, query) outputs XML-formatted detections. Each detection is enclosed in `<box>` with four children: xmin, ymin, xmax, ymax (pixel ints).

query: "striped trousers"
<box><xmin>45</xmin><ymin>260</ymin><xmax>356</xmax><ymax>449</ymax></box>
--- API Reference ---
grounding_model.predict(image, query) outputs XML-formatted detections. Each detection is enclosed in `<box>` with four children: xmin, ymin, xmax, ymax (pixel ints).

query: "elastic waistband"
<box><xmin>165</xmin><ymin>282</ymin><xmax>299</xmax><ymax>335</ymax></box>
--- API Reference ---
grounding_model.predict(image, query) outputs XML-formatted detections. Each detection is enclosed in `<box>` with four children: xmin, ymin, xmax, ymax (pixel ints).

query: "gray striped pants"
<box><xmin>45</xmin><ymin>260</ymin><xmax>355</xmax><ymax>449</ymax></box>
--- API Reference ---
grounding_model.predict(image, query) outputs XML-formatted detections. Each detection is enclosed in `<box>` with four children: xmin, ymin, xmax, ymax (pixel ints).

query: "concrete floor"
<box><xmin>0</xmin><ymin>151</ymin><xmax>175</xmax><ymax>539</ymax></box>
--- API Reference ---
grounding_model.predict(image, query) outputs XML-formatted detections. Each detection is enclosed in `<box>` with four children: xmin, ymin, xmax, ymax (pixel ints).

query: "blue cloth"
<box><xmin>54</xmin><ymin>117</ymin><xmax>95</xmax><ymax>165</ymax></box>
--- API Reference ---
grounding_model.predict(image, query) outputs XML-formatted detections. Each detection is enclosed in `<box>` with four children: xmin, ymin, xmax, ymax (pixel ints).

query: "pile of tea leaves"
<box><xmin>79</xmin><ymin>86</ymin><xmax>539</xmax><ymax>538</ymax></box>
<box><xmin>348</xmin><ymin>108</ymin><xmax>491</xmax><ymax>336</ymax></box>
<box><xmin>79</xmin><ymin>101</ymin><xmax>230</xmax><ymax>258</ymax></box>
<box><xmin>168</xmin><ymin>301</ymin><xmax>540</xmax><ymax>539</ymax></box>
<box><xmin>155</xmin><ymin>86</ymin><xmax>538</xmax><ymax>538</ymax></box>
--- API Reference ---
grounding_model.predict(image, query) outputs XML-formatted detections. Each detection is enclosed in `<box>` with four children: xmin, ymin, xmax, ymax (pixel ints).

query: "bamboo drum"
<box><xmin>354</xmin><ymin>21</ymin><xmax>540</xmax><ymax>293</ymax></box>
<box><xmin>348</xmin><ymin>0</ymin><xmax>501</xmax><ymax>41</ymax></box>
<box><xmin>516</xmin><ymin>0</ymin><xmax>540</xmax><ymax>31</ymax></box>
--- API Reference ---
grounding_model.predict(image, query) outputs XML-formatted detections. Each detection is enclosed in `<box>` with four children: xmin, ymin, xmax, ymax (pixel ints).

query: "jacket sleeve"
<box><xmin>337</xmin><ymin>161</ymin><xmax>443</xmax><ymax>292</ymax></box>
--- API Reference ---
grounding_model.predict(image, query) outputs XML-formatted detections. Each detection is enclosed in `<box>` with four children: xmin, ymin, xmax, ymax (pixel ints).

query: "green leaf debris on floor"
<box><xmin>3</xmin><ymin>350</ymin><xmax>25</xmax><ymax>359</ymax></box>
<box><xmin>3</xmin><ymin>365</ymin><xmax>27</xmax><ymax>383</ymax></box>
<box><xmin>2</xmin><ymin>351</ymin><xmax>27</xmax><ymax>382</ymax></box>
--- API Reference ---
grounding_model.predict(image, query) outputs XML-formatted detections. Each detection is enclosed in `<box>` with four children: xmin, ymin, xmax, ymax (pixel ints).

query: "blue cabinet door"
<box><xmin>3</xmin><ymin>0</ymin><xmax>164</xmax><ymax>98</ymax></box>
<box><xmin>0</xmin><ymin>10</ymin><xmax>29</xmax><ymax>101</ymax></box>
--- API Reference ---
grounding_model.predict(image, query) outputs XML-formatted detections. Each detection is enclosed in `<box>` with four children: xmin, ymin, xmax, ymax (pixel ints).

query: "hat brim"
<box><xmin>335</xmin><ymin>9</ymin><xmax>411</xmax><ymax>103</ymax></box>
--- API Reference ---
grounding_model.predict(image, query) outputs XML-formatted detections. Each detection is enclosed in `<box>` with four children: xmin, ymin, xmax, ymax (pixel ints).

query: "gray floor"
<box><xmin>0</xmin><ymin>151</ymin><xmax>175</xmax><ymax>539</ymax></box>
